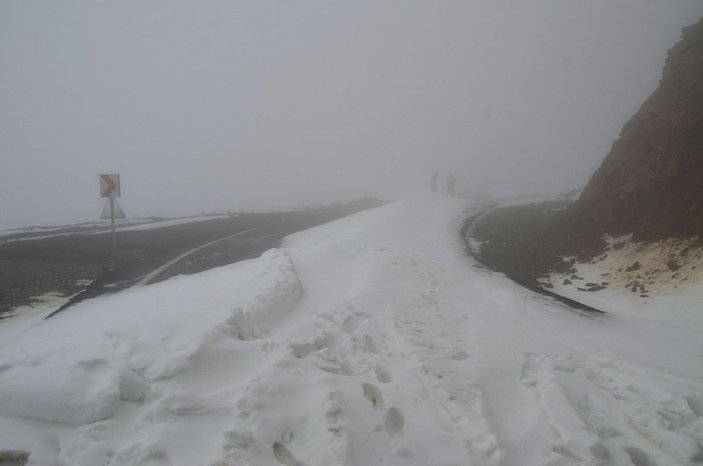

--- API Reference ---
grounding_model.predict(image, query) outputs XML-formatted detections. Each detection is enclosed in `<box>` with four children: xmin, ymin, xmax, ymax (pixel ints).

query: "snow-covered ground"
<box><xmin>0</xmin><ymin>193</ymin><xmax>701</xmax><ymax>466</ymax></box>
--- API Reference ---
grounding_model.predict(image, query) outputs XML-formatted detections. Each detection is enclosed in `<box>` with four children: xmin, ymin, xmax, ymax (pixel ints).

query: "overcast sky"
<box><xmin>1</xmin><ymin>1</ymin><xmax>701</xmax><ymax>229</ymax></box>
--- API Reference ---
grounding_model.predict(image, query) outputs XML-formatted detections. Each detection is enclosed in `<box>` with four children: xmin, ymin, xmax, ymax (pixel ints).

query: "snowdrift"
<box><xmin>0</xmin><ymin>193</ymin><xmax>701</xmax><ymax>466</ymax></box>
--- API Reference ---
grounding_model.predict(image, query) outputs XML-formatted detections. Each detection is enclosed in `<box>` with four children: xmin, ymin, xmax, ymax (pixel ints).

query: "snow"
<box><xmin>0</xmin><ymin>193</ymin><xmax>701</xmax><ymax>465</ymax></box>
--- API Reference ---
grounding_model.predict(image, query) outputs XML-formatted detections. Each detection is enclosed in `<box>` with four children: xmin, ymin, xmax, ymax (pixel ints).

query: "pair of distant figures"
<box><xmin>431</xmin><ymin>172</ymin><xmax>456</xmax><ymax>197</ymax></box>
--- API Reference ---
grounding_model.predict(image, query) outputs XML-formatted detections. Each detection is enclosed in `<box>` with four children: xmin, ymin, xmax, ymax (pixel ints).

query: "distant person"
<box><xmin>430</xmin><ymin>172</ymin><xmax>439</xmax><ymax>192</ymax></box>
<box><xmin>446</xmin><ymin>174</ymin><xmax>456</xmax><ymax>197</ymax></box>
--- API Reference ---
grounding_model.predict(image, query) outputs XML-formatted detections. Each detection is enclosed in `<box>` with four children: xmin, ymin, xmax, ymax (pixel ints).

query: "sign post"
<box><xmin>99</xmin><ymin>174</ymin><xmax>121</xmax><ymax>251</ymax></box>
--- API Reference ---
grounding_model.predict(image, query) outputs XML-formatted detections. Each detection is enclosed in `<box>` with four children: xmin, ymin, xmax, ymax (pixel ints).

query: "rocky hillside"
<box><xmin>470</xmin><ymin>17</ymin><xmax>703</xmax><ymax>295</ymax></box>
<box><xmin>568</xmin><ymin>16</ymin><xmax>703</xmax><ymax>244</ymax></box>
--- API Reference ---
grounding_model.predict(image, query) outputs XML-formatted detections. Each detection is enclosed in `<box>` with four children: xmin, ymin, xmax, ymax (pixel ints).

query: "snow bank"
<box><xmin>0</xmin><ymin>248</ymin><xmax>302</xmax><ymax>447</ymax></box>
<box><xmin>0</xmin><ymin>356</ymin><xmax>123</xmax><ymax>424</ymax></box>
<box><xmin>223</xmin><ymin>249</ymin><xmax>303</xmax><ymax>340</ymax></box>
<box><xmin>0</xmin><ymin>192</ymin><xmax>701</xmax><ymax>466</ymax></box>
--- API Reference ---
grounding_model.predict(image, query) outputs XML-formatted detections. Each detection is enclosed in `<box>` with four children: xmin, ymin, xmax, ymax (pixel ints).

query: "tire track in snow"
<box><xmin>387</xmin><ymin>253</ymin><xmax>501</xmax><ymax>465</ymax></box>
<box><xmin>522</xmin><ymin>353</ymin><xmax>703</xmax><ymax>465</ymax></box>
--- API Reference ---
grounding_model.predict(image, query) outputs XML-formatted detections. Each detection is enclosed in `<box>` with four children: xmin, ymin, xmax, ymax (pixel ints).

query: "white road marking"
<box><xmin>136</xmin><ymin>217</ymin><xmax>297</xmax><ymax>286</ymax></box>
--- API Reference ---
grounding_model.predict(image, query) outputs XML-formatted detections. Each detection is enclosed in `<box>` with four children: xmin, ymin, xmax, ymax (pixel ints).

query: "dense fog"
<box><xmin>1</xmin><ymin>0</ymin><xmax>701</xmax><ymax>229</ymax></box>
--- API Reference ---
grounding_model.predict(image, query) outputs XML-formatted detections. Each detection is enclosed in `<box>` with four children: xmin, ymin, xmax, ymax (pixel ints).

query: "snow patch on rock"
<box><xmin>542</xmin><ymin>235</ymin><xmax>703</xmax><ymax>296</ymax></box>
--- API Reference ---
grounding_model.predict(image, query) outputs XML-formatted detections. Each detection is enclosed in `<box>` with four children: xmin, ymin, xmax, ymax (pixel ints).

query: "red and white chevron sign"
<box><xmin>99</xmin><ymin>174</ymin><xmax>121</xmax><ymax>198</ymax></box>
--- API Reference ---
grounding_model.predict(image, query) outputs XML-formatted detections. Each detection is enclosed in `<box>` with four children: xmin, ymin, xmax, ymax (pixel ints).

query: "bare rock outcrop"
<box><xmin>568</xmin><ymin>17</ymin><xmax>703</xmax><ymax>244</ymax></box>
<box><xmin>470</xmin><ymin>17</ymin><xmax>703</xmax><ymax>293</ymax></box>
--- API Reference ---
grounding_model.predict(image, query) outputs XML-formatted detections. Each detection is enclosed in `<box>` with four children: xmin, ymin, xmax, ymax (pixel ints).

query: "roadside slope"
<box><xmin>470</xmin><ymin>17</ymin><xmax>703</xmax><ymax>296</ymax></box>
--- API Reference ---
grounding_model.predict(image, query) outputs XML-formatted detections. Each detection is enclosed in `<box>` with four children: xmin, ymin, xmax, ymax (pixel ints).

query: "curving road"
<box><xmin>45</xmin><ymin>208</ymin><xmax>369</xmax><ymax>318</ymax></box>
<box><xmin>0</xmin><ymin>203</ymin><xmax>379</xmax><ymax>319</ymax></box>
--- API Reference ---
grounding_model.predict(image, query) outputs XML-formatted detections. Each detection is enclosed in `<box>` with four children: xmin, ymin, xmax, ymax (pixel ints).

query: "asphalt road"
<box><xmin>461</xmin><ymin>209</ymin><xmax>604</xmax><ymax>315</ymax></box>
<box><xmin>0</xmin><ymin>201</ymin><xmax>381</xmax><ymax>318</ymax></box>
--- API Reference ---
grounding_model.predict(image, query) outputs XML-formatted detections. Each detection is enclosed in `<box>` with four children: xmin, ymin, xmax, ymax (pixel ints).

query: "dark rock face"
<box><xmin>569</xmin><ymin>17</ymin><xmax>703</xmax><ymax>243</ymax></box>
<box><xmin>469</xmin><ymin>18</ymin><xmax>703</xmax><ymax>291</ymax></box>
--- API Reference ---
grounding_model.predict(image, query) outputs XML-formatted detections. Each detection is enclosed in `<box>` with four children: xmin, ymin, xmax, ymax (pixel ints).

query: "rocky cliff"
<box><xmin>471</xmin><ymin>18</ymin><xmax>703</xmax><ymax>295</ymax></box>
<box><xmin>569</xmin><ymin>17</ymin><xmax>703</xmax><ymax>244</ymax></box>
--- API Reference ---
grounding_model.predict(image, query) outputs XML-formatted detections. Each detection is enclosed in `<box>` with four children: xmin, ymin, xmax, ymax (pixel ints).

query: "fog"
<box><xmin>1</xmin><ymin>1</ymin><xmax>701</xmax><ymax>229</ymax></box>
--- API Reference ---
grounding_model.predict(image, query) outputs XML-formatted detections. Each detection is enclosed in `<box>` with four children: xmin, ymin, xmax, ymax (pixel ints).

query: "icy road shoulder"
<box><xmin>0</xmin><ymin>193</ymin><xmax>701</xmax><ymax>466</ymax></box>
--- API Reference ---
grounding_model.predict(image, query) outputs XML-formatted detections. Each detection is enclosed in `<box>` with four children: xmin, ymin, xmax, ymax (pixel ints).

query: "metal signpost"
<box><xmin>99</xmin><ymin>174</ymin><xmax>121</xmax><ymax>251</ymax></box>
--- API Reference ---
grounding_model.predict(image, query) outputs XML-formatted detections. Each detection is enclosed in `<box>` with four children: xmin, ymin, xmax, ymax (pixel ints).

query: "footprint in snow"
<box><xmin>273</xmin><ymin>432</ymin><xmax>305</xmax><ymax>466</ymax></box>
<box><xmin>362</xmin><ymin>383</ymin><xmax>385</xmax><ymax>411</ymax></box>
<box><xmin>362</xmin><ymin>334</ymin><xmax>380</xmax><ymax>353</ymax></box>
<box><xmin>375</xmin><ymin>366</ymin><xmax>393</xmax><ymax>383</ymax></box>
<box><xmin>451</xmin><ymin>348</ymin><xmax>468</xmax><ymax>361</ymax></box>
<box><xmin>272</xmin><ymin>442</ymin><xmax>304</xmax><ymax>466</ymax></box>
<box><xmin>319</xmin><ymin>364</ymin><xmax>353</xmax><ymax>376</ymax></box>
<box><xmin>385</xmin><ymin>407</ymin><xmax>405</xmax><ymax>439</ymax></box>
<box><xmin>290</xmin><ymin>337</ymin><xmax>327</xmax><ymax>359</ymax></box>
<box><xmin>622</xmin><ymin>446</ymin><xmax>652</xmax><ymax>466</ymax></box>
<box><xmin>137</xmin><ymin>450</ymin><xmax>172</xmax><ymax>466</ymax></box>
